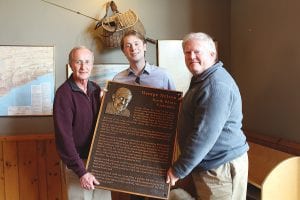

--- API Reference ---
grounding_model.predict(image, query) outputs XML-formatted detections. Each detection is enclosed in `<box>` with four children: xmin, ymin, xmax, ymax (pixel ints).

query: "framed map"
<box><xmin>0</xmin><ymin>45</ymin><xmax>55</xmax><ymax>116</ymax></box>
<box><xmin>67</xmin><ymin>64</ymin><xmax>129</xmax><ymax>89</ymax></box>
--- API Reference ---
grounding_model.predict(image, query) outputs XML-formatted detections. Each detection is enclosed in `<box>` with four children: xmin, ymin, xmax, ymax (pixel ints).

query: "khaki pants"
<box><xmin>192</xmin><ymin>153</ymin><xmax>248</xmax><ymax>200</ymax></box>
<box><xmin>64</xmin><ymin>166</ymin><xmax>111</xmax><ymax>200</ymax></box>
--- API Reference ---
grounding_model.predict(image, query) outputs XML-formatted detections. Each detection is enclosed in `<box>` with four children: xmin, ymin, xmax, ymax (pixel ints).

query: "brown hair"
<box><xmin>120</xmin><ymin>30</ymin><xmax>147</xmax><ymax>51</ymax></box>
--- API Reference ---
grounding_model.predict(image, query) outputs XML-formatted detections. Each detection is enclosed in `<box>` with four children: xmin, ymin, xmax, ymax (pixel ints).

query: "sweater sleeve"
<box><xmin>173</xmin><ymin>82</ymin><xmax>233</xmax><ymax>178</ymax></box>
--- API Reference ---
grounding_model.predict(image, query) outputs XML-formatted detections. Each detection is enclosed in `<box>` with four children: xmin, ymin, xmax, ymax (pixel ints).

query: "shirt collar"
<box><xmin>127</xmin><ymin>62</ymin><xmax>151</xmax><ymax>76</ymax></box>
<box><xmin>68</xmin><ymin>74</ymin><xmax>97</xmax><ymax>94</ymax></box>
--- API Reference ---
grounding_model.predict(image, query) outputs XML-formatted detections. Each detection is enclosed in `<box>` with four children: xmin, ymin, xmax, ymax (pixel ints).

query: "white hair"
<box><xmin>182</xmin><ymin>32</ymin><xmax>217</xmax><ymax>55</ymax></box>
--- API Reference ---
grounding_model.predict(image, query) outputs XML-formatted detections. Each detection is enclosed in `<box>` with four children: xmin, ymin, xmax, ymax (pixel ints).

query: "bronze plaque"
<box><xmin>87</xmin><ymin>81</ymin><xmax>182</xmax><ymax>199</ymax></box>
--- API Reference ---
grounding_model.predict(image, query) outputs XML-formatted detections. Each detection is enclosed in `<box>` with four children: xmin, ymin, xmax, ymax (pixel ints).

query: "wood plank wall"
<box><xmin>0</xmin><ymin>134</ymin><xmax>66</xmax><ymax>200</ymax></box>
<box><xmin>0</xmin><ymin>134</ymin><xmax>131</xmax><ymax>200</ymax></box>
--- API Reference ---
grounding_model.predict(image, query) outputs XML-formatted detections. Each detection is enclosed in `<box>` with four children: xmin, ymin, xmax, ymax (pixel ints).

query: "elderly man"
<box><xmin>166</xmin><ymin>32</ymin><xmax>249</xmax><ymax>200</ymax></box>
<box><xmin>53</xmin><ymin>46</ymin><xmax>111</xmax><ymax>200</ymax></box>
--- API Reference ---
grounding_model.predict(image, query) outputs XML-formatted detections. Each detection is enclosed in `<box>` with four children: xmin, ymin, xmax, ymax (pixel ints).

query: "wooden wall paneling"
<box><xmin>18</xmin><ymin>141</ymin><xmax>39</xmax><ymax>200</ymax></box>
<box><xmin>0</xmin><ymin>142</ymin><xmax>5</xmax><ymax>200</ymax></box>
<box><xmin>46</xmin><ymin>139</ymin><xmax>63</xmax><ymax>200</ymax></box>
<box><xmin>3</xmin><ymin>141</ymin><xmax>19</xmax><ymax>200</ymax></box>
<box><xmin>37</xmin><ymin>140</ymin><xmax>48</xmax><ymax>200</ymax></box>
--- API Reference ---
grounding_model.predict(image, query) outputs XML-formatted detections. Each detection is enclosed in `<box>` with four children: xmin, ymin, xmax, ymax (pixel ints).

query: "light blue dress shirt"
<box><xmin>113</xmin><ymin>62</ymin><xmax>176</xmax><ymax>90</ymax></box>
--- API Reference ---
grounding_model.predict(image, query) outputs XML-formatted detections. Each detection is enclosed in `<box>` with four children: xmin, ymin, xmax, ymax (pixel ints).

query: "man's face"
<box><xmin>70</xmin><ymin>48</ymin><xmax>94</xmax><ymax>81</ymax></box>
<box><xmin>112</xmin><ymin>92</ymin><xmax>132</xmax><ymax>112</ymax></box>
<box><xmin>183</xmin><ymin>39</ymin><xmax>216</xmax><ymax>75</ymax></box>
<box><xmin>122</xmin><ymin>35</ymin><xmax>146</xmax><ymax>63</ymax></box>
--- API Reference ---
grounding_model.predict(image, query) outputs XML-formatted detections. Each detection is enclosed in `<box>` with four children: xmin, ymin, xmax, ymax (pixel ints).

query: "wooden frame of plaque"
<box><xmin>87</xmin><ymin>81</ymin><xmax>182</xmax><ymax>199</ymax></box>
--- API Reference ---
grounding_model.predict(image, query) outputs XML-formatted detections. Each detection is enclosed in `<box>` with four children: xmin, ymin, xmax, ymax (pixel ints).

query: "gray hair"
<box><xmin>68</xmin><ymin>46</ymin><xmax>94</xmax><ymax>64</ymax></box>
<box><xmin>182</xmin><ymin>32</ymin><xmax>217</xmax><ymax>55</ymax></box>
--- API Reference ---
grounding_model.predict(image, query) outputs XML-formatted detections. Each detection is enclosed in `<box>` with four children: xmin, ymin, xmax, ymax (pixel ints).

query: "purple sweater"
<box><xmin>53</xmin><ymin>76</ymin><xmax>101</xmax><ymax>177</ymax></box>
